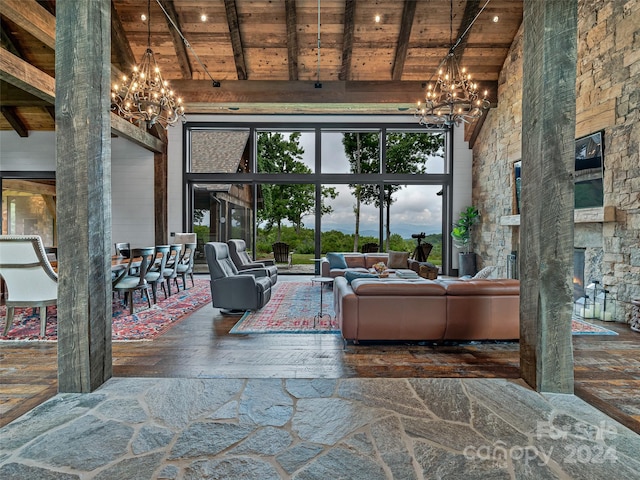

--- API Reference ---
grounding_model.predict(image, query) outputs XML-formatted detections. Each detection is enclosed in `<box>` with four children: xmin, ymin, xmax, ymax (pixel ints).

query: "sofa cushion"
<box><xmin>344</xmin><ymin>271</ymin><xmax>379</xmax><ymax>284</ymax></box>
<box><xmin>444</xmin><ymin>279</ymin><xmax>520</xmax><ymax>296</ymax></box>
<box><xmin>388</xmin><ymin>251</ymin><xmax>409</xmax><ymax>269</ymax></box>
<box><xmin>344</xmin><ymin>254</ymin><xmax>366</xmax><ymax>268</ymax></box>
<box><xmin>326</xmin><ymin>252</ymin><xmax>348</xmax><ymax>269</ymax></box>
<box><xmin>473</xmin><ymin>265</ymin><xmax>495</xmax><ymax>279</ymax></box>
<box><xmin>364</xmin><ymin>254</ymin><xmax>388</xmax><ymax>268</ymax></box>
<box><xmin>352</xmin><ymin>279</ymin><xmax>446</xmax><ymax>296</ymax></box>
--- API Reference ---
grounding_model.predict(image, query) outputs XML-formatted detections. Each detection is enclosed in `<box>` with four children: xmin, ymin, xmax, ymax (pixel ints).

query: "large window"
<box><xmin>185</xmin><ymin>122</ymin><xmax>449</xmax><ymax>272</ymax></box>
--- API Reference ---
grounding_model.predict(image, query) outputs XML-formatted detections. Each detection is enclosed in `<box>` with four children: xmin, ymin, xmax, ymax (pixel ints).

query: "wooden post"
<box><xmin>520</xmin><ymin>0</ymin><xmax>577</xmax><ymax>393</ymax></box>
<box><xmin>56</xmin><ymin>0</ymin><xmax>112</xmax><ymax>392</ymax></box>
<box><xmin>154</xmin><ymin>146</ymin><xmax>168</xmax><ymax>245</ymax></box>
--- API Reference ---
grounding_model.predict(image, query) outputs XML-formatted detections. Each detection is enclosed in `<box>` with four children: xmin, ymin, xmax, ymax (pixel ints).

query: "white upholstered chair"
<box><xmin>0</xmin><ymin>235</ymin><xmax>58</xmax><ymax>337</ymax></box>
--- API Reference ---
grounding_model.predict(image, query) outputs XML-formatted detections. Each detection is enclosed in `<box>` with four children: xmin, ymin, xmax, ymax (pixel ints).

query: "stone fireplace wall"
<box><xmin>471</xmin><ymin>0</ymin><xmax>640</xmax><ymax>323</ymax></box>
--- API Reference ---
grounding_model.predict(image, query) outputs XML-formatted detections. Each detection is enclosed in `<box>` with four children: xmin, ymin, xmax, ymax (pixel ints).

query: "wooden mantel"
<box><xmin>500</xmin><ymin>206</ymin><xmax>616</xmax><ymax>226</ymax></box>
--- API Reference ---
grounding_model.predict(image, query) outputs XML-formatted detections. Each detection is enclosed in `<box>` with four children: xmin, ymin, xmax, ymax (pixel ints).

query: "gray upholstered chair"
<box><xmin>112</xmin><ymin>247</ymin><xmax>155</xmax><ymax>315</ymax></box>
<box><xmin>204</xmin><ymin>242</ymin><xmax>272</xmax><ymax>313</ymax></box>
<box><xmin>227</xmin><ymin>239</ymin><xmax>278</xmax><ymax>285</ymax></box>
<box><xmin>0</xmin><ymin>235</ymin><xmax>58</xmax><ymax>337</ymax></box>
<box><xmin>176</xmin><ymin>242</ymin><xmax>196</xmax><ymax>289</ymax></box>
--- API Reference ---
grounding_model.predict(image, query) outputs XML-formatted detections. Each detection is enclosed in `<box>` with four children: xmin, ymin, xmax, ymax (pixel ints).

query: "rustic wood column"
<box><xmin>153</xmin><ymin>127</ymin><xmax>168</xmax><ymax>245</ymax></box>
<box><xmin>56</xmin><ymin>0</ymin><xmax>112</xmax><ymax>392</ymax></box>
<box><xmin>520</xmin><ymin>0</ymin><xmax>577</xmax><ymax>393</ymax></box>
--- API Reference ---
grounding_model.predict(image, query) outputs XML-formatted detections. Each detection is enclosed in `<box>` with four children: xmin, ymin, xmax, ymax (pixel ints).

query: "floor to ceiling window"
<box><xmin>184</xmin><ymin>121</ymin><xmax>449</xmax><ymax>273</ymax></box>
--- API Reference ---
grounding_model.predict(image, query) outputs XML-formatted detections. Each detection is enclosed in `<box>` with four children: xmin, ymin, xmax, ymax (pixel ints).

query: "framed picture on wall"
<box><xmin>512</xmin><ymin>131</ymin><xmax>604</xmax><ymax>214</ymax></box>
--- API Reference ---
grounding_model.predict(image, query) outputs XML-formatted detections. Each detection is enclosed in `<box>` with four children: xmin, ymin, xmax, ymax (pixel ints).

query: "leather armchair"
<box><xmin>204</xmin><ymin>242</ymin><xmax>272</xmax><ymax>313</ymax></box>
<box><xmin>227</xmin><ymin>239</ymin><xmax>278</xmax><ymax>285</ymax></box>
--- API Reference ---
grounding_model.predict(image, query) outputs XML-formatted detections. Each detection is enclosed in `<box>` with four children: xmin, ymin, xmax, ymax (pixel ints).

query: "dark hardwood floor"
<box><xmin>1</xmin><ymin>279</ymin><xmax>638</xmax><ymax>433</ymax></box>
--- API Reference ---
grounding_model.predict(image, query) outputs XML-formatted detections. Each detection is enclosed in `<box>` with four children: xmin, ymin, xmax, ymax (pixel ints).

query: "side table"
<box><xmin>311</xmin><ymin>276</ymin><xmax>333</xmax><ymax>327</ymax></box>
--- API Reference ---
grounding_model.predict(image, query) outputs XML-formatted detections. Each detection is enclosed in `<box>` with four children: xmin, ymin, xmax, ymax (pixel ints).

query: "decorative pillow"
<box><xmin>473</xmin><ymin>265</ymin><xmax>496</xmax><ymax>279</ymax></box>
<box><xmin>387</xmin><ymin>251</ymin><xmax>409</xmax><ymax>269</ymax></box>
<box><xmin>326</xmin><ymin>252</ymin><xmax>348</xmax><ymax>269</ymax></box>
<box><xmin>344</xmin><ymin>271</ymin><xmax>379</xmax><ymax>284</ymax></box>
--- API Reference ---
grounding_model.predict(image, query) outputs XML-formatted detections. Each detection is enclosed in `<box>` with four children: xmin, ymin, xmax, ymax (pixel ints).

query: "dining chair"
<box><xmin>0</xmin><ymin>235</ymin><xmax>58</xmax><ymax>336</ymax></box>
<box><xmin>146</xmin><ymin>245</ymin><xmax>170</xmax><ymax>303</ymax></box>
<box><xmin>176</xmin><ymin>242</ymin><xmax>196</xmax><ymax>290</ymax></box>
<box><xmin>162</xmin><ymin>244</ymin><xmax>183</xmax><ymax>295</ymax></box>
<box><xmin>114</xmin><ymin>242</ymin><xmax>131</xmax><ymax>258</ymax></box>
<box><xmin>112</xmin><ymin>247</ymin><xmax>155</xmax><ymax>315</ymax></box>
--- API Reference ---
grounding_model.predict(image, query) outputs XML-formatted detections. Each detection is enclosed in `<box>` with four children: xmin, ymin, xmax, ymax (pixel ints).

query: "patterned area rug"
<box><xmin>571</xmin><ymin>317</ymin><xmax>618</xmax><ymax>335</ymax></box>
<box><xmin>0</xmin><ymin>278</ymin><xmax>211</xmax><ymax>341</ymax></box>
<box><xmin>230</xmin><ymin>281</ymin><xmax>619</xmax><ymax>336</ymax></box>
<box><xmin>230</xmin><ymin>281</ymin><xmax>339</xmax><ymax>334</ymax></box>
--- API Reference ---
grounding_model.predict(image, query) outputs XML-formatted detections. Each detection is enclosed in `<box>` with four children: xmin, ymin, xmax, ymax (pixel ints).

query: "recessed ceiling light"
<box><xmin>375</xmin><ymin>14</ymin><xmax>381</xmax><ymax>23</ymax></box>
<box><xmin>493</xmin><ymin>15</ymin><xmax>499</xmax><ymax>23</ymax></box>
<box><xmin>201</xmin><ymin>14</ymin><xmax>207</xmax><ymax>22</ymax></box>
<box><xmin>141</xmin><ymin>13</ymin><xmax>147</xmax><ymax>21</ymax></box>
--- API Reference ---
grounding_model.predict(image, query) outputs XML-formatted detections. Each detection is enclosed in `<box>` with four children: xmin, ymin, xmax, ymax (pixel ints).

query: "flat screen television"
<box><xmin>513</xmin><ymin>130</ymin><xmax>604</xmax><ymax>214</ymax></box>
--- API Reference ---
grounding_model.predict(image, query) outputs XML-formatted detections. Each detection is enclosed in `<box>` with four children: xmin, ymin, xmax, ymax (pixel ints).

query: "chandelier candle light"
<box><xmin>111</xmin><ymin>0</ymin><xmax>185</xmax><ymax>128</ymax></box>
<box><xmin>415</xmin><ymin>0</ymin><xmax>491</xmax><ymax>127</ymax></box>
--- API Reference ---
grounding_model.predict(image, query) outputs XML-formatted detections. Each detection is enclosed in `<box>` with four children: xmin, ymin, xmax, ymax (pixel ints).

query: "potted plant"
<box><xmin>451</xmin><ymin>206</ymin><xmax>480</xmax><ymax>276</ymax></box>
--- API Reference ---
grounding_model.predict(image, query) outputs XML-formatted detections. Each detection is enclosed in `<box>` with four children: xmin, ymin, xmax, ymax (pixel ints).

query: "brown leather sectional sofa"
<box><xmin>333</xmin><ymin>277</ymin><xmax>520</xmax><ymax>343</ymax></box>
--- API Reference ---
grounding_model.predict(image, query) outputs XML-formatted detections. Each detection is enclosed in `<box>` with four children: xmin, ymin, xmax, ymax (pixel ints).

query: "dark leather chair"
<box><xmin>228</xmin><ymin>239</ymin><xmax>277</xmax><ymax>285</ymax></box>
<box><xmin>204</xmin><ymin>242</ymin><xmax>272</xmax><ymax>313</ymax></box>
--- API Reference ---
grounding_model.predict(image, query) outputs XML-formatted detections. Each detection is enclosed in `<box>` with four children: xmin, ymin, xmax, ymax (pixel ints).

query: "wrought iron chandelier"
<box><xmin>415</xmin><ymin>0</ymin><xmax>491</xmax><ymax>128</ymax></box>
<box><xmin>111</xmin><ymin>0</ymin><xmax>185</xmax><ymax>129</ymax></box>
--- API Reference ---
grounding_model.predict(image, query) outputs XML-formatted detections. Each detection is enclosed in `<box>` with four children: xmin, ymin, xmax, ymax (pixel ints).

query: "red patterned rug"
<box><xmin>0</xmin><ymin>278</ymin><xmax>211</xmax><ymax>341</ymax></box>
<box><xmin>571</xmin><ymin>317</ymin><xmax>618</xmax><ymax>335</ymax></box>
<box><xmin>230</xmin><ymin>281</ymin><xmax>618</xmax><ymax>336</ymax></box>
<box><xmin>230</xmin><ymin>281</ymin><xmax>339</xmax><ymax>334</ymax></box>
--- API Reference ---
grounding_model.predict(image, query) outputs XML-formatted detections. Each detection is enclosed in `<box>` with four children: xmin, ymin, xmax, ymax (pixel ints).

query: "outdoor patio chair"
<box><xmin>204</xmin><ymin>242</ymin><xmax>272</xmax><ymax>313</ymax></box>
<box><xmin>228</xmin><ymin>239</ymin><xmax>278</xmax><ymax>285</ymax></box>
<box><xmin>0</xmin><ymin>235</ymin><xmax>58</xmax><ymax>337</ymax></box>
<box><xmin>272</xmin><ymin>242</ymin><xmax>291</xmax><ymax>267</ymax></box>
<box><xmin>361</xmin><ymin>242</ymin><xmax>379</xmax><ymax>253</ymax></box>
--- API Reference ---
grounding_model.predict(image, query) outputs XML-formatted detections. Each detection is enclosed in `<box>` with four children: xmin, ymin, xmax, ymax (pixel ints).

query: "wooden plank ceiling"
<box><xmin>1</xmin><ymin>0</ymin><xmax>523</xmax><ymax>137</ymax></box>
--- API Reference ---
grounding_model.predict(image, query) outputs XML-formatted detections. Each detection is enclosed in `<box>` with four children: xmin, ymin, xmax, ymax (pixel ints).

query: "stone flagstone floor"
<box><xmin>1</xmin><ymin>377</ymin><xmax>639</xmax><ymax>479</ymax></box>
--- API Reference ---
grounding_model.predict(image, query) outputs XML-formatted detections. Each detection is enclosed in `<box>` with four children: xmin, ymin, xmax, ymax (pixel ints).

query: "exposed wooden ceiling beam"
<box><xmin>0</xmin><ymin>81</ymin><xmax>51</xmax><ymax>106</ymax></box>
<box><xmin>110</xmin><ymin>0</ymin><xmax>136</xmax><ymax>73</ymax></box>
<box><xmin>1</xmin><ymin>105</ymin><xmax>28</xmax><ymax>137</ymax></box>
<box><xmin>392</xmin><ymin>0</ymin><xmax>417</xmax><ymax>81</ymax></box>
<box><xmin>110</xmin><ymin>113</ymin><xmax>164</xmax><ymax>153</ymax></box>
<box><xmin>223</xmin><ymin>0</ymin><xmax>247</xmax><ymax>80</ymax></box>
<box><xmin>171</xmin><ymin>79</ymin><xmax>498</xmax><ymax>105</ymax></box>
<box><xmin>455</xmin><ymin>0</ymin><xmax>482</xmax><ymax>56</ymax></box>
<box><xmin>44</xmin><ymin>105</ymin><xmax>55</xmax><ymax>120</ymax></box>
<box><xmin>36</xmin><ymin>1</ymin><xmax>56</xmax><ymax>16</ymax></box>
<box><xmin>1</xmin><ymin>19</ymin><xmax>26</xmax><ymax>57</ymax></box>
<box><xmin>0</xmin><ymin>0</ymin><xmax>55</xmax><ymax>49</ymax></box>
<box><xmin>157</xmin><ymin>0</ymin><xmax>192</xmax><ymax>79</ymax></box>
<box><xmin>0</xmin><ymin>47</ymin><xmax>55</xmax><ymax>103</ymax></box>
<box><xmin>284</xmin><ymin>0</ymin><xmax>298</xmax><ymax>81</ymax></box>
<box><xmin>339</xmin><ymin>0</ymin><xmax>355</xmax><ymax>81</ymax></box>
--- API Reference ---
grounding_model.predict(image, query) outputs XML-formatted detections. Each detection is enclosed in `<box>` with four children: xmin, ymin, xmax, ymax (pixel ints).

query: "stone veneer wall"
<box><xmin>472</xmin><ymin>0</ymin><xmax>639</xmax><ymax>323</ymax></box>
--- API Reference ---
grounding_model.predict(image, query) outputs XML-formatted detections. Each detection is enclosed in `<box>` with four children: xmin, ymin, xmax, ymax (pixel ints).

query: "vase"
<box><xmin>459</xmin><ymin>252</ymin><xmax>477</xmax><ymax>277</ymax></box>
